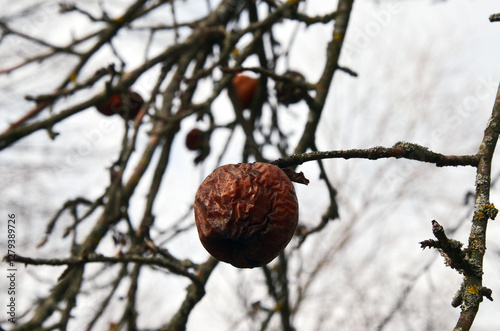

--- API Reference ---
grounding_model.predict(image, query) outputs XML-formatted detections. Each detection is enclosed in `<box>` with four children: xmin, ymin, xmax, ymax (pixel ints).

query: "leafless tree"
<box><xmin>1</xmin><ymin>1</ymin><xmax>500</xmax><ymax>331</ymax></box>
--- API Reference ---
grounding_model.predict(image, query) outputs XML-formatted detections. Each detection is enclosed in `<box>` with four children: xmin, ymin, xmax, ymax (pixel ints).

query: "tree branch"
<box><xmin>489</xmin><ymin>13</ymin><xmax>500</xmax><ymax>22</ymax></box>
<box><xmin>159</xmin><ymin>257</ymin><xmax>218</xmax><ymax>331</ymax></box>
<box><xmin>454</xmin><ymin>81</ymin><xmax>500</xmax><ymax>331</ymax></box>
<box><xmin>9</xmin><ymin>253</ymin><xmax>201</xmax><ymax>285</ymax></box>
<box><xmin>294</xmin><ymin>0</ymin><xmax>354</xmax><ymax>153</ymax></box>
<box><xmin>272</xmin><ymin>142</ymin><xmax>479</xmax><ymax>168</ymax></box>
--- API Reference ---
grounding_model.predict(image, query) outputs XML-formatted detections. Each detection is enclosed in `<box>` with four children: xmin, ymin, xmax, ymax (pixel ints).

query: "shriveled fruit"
<box><xmin>232</xmin><ymin>73</ymin><xmax>258</xmax><ymax>109</ymax></box>
<box><xmin>275</xmin><ymin>70</ymin><xmax>306</xmax><ymax>106</ymax></box>
<box><xmin>96</xmin><ymin>94</ymin><xmax>122</xmax><ymax>116</ymax></box>
<box><xmin>96</xmin><ymin>90</ymin><xmax>144</xmax><ymax>119</ymax></box>
<box><xmin>120</xmin><ymin>91</ymin><xmax>144</xmax><ymax>119</ymax></box>
<box><xmin>194</xmin><ymin>162</ymin><xmax>299</xmax><ymax>268</ymax></box>
<box><xmin>185</xmin><ymin>128</ymin><xmax>204</xmax><ymax>151</ymax></box>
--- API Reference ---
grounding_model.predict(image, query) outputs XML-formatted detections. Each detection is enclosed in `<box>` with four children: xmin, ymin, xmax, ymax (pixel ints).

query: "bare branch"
<box><xmin>454</xmin><ymin>82</ymin><xmax>500</xmax><ymax>331</ymax></box>
<box><xmin>272</xmin><ymin>142</ymin><xmax>479</xmax><ymax>168</ymax></box>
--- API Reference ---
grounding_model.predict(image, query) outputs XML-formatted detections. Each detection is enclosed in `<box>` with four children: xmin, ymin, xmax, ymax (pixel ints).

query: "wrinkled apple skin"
<box><xmin>194</xmin><ymin>162</ymin><xmax>299</xmax><ymax>268</ymax></box>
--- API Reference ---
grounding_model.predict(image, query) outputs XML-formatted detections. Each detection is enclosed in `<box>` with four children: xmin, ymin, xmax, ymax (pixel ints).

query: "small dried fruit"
<box><xmin>275</xmin><ymin>70</ymin><xmax>306</xmax><ymax>106</ymax></box>
<box><xmin>232</xmin><ymin>73</ymin><xmax>259</xmax><ymax>109</ymax></box>
<box><xmin>96</xmin><ymin>94</ymin><xmax>121</xmax><ymax>116</ymax></box>
<box><xmin>194</xmin><ymin>162</ymin><xmax>299</xmax><ymax>268</ymax></box>
<box><xmin>185</xmin><ymin>128</ymin><xmax>204</xmax><ymax>151</ymax></box>
<box><xmin>185</xmin><ymin>128</ymin><xmax>211</xmax><ymax>163</ymax></box>
<box><xmin>96</xmin><ymin>90</ymin><xmax>144</xmax><ymax>119</ymax></box>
